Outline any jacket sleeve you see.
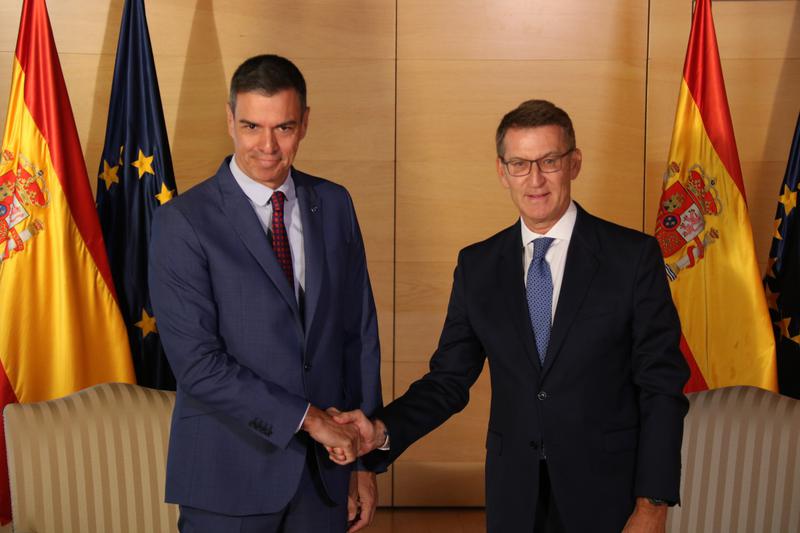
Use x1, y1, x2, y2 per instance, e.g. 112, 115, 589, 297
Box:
630, 237, 690, 503
148, 203, 308, 449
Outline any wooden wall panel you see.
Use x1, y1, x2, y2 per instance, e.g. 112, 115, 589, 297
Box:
398, 0, 647, 60
0, 0, 797, 510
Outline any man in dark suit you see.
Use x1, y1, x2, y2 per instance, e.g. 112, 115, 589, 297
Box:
149, 55, 382, 532
333, 100, 690, 532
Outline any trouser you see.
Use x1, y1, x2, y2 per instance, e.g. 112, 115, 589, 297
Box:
178, 445, 348, 533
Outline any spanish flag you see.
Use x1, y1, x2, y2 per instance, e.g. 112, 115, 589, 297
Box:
654, 0, 777, 393
0, 0, 135, 522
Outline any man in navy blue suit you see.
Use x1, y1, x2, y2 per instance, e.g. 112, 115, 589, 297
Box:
335, 100, 689, 533
149, 54, 382, 532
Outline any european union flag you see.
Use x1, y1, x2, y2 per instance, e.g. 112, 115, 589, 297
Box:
764, 112, 800, 399
96, 0, 177, 390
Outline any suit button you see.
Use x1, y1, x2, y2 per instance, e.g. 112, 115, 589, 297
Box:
529, 441, 539, 450
304, 363, 311, 371
537, 391, 548, 401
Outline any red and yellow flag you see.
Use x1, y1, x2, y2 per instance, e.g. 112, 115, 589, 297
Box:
0, 0, 135, 522
654, 0, 776, 393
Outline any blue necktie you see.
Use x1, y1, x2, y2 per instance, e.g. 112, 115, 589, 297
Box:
527, 237, 554, 365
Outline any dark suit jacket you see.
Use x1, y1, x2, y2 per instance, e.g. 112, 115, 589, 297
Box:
149, 159, 381, 515
373, 205, 689, 532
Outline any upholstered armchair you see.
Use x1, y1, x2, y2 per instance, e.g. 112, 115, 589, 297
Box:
667, 385, 800, 532
4, 382, 178, 533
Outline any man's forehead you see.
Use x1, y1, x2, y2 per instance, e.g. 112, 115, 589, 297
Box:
504, 125, 568, 154
232, 89, 303, 122
232, 89, 303, 115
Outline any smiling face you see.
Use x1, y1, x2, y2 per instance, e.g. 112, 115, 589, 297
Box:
226, 88, 309, 188
497, 125, 582, 234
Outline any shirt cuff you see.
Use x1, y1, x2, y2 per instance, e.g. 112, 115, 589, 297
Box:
296, 402, 311, 433
378, 430, 390, 450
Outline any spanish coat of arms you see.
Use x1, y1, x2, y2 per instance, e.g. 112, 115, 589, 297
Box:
0, 149, 48, 266
655, 162, 722, 281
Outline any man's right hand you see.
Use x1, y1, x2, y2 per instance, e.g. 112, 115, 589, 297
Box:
329, 409, 386, 456
301, 405, 360, 465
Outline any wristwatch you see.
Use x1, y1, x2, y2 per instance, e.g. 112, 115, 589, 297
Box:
647, 497, 673, 507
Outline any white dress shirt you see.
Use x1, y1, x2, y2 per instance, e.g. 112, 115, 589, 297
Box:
521, 201, 578, 321
229, 157, 305, 300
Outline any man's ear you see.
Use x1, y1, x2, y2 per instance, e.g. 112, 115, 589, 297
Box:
570, 148, 582, 180
226, 103, 235, 138
497, 157, 510, 189
299, 106, 310, 140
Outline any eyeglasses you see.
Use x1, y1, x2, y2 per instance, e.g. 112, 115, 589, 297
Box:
500, 148, 575, 177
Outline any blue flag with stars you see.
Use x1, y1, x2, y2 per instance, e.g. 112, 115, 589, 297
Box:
96, 0, 177, 390
764, 112, 800, 399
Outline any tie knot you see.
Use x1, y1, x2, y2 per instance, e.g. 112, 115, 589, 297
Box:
271, 190, 286, 211
532, 237, 554, 261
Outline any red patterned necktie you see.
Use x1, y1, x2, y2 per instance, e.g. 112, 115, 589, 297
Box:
270, 190, 294, 286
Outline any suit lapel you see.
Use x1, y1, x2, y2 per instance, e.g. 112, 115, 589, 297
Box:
542, 206, 600, 378
217, 161, 300, 316
498, 222, 542, 374
294, 170, 323, 332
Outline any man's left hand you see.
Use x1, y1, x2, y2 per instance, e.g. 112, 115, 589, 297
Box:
622, 497, 668, 533
347, 471, 377, 532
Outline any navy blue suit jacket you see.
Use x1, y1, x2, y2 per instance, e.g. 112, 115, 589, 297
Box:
371, 205, 689, 532
149, 159, 381, 515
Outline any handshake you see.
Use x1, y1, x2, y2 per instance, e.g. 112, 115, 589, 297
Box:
301, 405, 387, 465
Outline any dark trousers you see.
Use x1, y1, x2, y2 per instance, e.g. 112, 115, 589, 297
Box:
534, 460, 566, 533
178, 446, 348, 533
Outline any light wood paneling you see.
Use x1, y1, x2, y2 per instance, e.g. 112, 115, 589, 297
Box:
394, 461, 485, 507
396, 59, 646, 233
714, 0, 800, 60
0, 1, 396, 59
398, 0, 647, 60
396, 161, 516, 263
395, 261, 455, 363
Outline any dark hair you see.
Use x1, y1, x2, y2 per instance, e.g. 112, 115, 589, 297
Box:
228, 54, 307, 113
495, 100, 575, 157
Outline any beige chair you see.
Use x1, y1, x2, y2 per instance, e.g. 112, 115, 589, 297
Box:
4, 382, 178, 533
667, 385, 800, 533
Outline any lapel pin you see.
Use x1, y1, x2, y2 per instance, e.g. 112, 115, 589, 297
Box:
311, 205, 318, 213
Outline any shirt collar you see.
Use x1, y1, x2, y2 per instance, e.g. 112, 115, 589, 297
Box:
520, 201, 578, 245
229, 156, 296, 207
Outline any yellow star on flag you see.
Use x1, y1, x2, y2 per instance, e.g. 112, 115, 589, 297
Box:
779, 184, 797, 216
135, 309, 158, 337
765, 285, 779, 311
155, 182, 175, 205
99, 160, 119, 189
773, 218, 783, 240
790, 333, 800, 346
131, 149, 155, 178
